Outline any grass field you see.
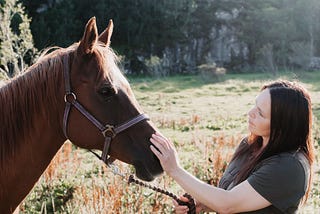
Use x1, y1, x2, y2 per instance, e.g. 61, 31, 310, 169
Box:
21, 71, 320, 213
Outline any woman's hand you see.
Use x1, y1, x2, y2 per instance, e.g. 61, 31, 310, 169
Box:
173, 196, 189, 214
150, 132, 180, 176
173, 195, 205, 214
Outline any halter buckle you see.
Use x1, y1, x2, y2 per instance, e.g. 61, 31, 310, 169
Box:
102, 125, 116, 138
64, 92, 77, 103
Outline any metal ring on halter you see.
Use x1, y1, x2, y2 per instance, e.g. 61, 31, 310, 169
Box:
102, 125, 116, 138
64, 92, 77, 103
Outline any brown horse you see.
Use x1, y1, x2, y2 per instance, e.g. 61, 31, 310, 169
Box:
0, 17, 162, 213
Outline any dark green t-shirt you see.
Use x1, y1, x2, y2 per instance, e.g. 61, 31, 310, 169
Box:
218, 142, 310, 214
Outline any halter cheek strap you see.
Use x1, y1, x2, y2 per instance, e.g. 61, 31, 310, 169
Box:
62, 54, 149, 165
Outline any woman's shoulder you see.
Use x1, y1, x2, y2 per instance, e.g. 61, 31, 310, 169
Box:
252, 150, 310, 190
259, 150, 309, 172
247, 150, 310, 212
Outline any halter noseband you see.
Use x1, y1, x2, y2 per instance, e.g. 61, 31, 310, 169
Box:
62, 54, 149, 165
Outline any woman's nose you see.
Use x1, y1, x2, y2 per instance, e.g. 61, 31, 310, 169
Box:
248, 107, 255, 118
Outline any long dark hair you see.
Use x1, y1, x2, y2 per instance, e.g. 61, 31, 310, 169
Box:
232, 80, 315, 202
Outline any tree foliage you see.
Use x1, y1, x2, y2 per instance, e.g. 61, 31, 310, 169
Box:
0, 0, 37, 78
233, 0, 320, 70
2, 0, 320, 75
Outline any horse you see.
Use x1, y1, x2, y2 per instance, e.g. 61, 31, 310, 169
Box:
0, 17, 163, 213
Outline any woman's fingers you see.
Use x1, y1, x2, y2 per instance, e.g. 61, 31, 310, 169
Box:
156, 132, 176, 152
150, 138, 164, 153
175, 207, 189, 214
173, 201, 189, 214
172, 196, 190, 214
150, 132, 180, 175
151, 133, 177, 155
179, 196, 189, 202
150, 145, 161, 158
150, 132, 173, 156
152, 133, 170, 150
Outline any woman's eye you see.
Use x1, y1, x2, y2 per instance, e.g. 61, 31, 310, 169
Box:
258, 111, 264, 117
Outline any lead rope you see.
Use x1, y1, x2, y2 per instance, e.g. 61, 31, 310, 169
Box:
128, 175, 196, 214
103, 160, 196, 213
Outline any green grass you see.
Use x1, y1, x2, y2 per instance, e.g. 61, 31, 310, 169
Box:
21, 71, 320, 213
131, 71, 320, 140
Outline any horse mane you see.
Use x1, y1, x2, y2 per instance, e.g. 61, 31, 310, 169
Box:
0, 45, 73, 165
0, 42, 127, 166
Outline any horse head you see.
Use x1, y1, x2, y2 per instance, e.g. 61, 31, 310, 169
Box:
64, 17, 162, 181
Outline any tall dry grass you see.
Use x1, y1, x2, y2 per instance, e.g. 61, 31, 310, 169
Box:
21, 132, 242, 213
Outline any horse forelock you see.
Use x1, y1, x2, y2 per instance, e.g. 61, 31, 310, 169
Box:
0, 46, 75, 166
94, 43, 130, 90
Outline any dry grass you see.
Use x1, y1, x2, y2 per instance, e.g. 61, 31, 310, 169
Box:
21, 73, 320, 213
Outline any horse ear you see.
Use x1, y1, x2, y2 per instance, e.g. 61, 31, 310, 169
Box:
98, 19, 113, 47
79, 17, 98, 55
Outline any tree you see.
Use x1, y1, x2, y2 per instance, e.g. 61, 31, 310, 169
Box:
19, 0, 320, 74
0, 0, 37, 78
232, 0, 320, 71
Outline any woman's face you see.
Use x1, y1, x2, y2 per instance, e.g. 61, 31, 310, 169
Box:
248, 89, 271, 140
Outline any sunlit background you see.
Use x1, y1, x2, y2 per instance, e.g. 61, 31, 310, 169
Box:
1, 0, 319, 213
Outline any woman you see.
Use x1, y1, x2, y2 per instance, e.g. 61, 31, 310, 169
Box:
150, 80, 314, 213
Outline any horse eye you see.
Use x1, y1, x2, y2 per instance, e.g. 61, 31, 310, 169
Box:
98, 85, 115, 98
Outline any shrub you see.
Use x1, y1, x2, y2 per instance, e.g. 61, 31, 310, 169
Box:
198, 63, 226, 82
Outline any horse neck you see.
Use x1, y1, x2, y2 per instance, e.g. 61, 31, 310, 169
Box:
0, 58, 66, 211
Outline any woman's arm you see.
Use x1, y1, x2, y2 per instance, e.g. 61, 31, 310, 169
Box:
150, 133, 271, 213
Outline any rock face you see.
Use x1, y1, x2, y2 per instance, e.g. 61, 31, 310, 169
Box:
134, 10, 249, 75
154, 24, 248, 74
308, 57, 320, 70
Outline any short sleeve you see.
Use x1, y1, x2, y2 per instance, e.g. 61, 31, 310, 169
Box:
247, 154, 308, 212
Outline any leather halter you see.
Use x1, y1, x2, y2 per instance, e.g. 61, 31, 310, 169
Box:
62, 54, 149, 165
